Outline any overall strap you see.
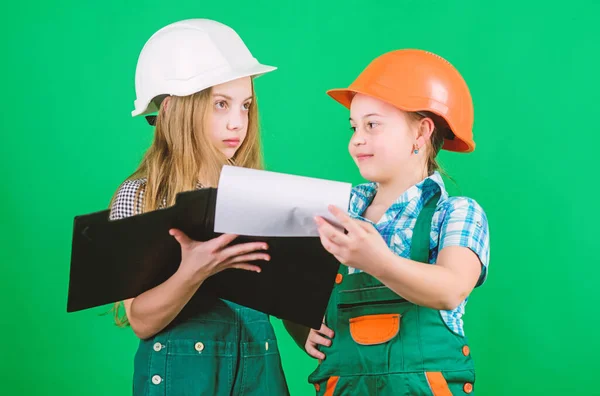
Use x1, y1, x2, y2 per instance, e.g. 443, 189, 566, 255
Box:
409, 191, 441, 263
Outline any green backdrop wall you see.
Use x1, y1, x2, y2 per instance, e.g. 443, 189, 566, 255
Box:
2, 1, 598, 395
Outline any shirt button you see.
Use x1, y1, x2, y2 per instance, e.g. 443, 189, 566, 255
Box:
464, 383, 473, 393
335, 274, 343, 284
195, 342, 205, 352
153, 342, 163, 352
151, 375, 162, 385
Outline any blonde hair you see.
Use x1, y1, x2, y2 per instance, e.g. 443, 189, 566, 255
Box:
110, 79, 264, 327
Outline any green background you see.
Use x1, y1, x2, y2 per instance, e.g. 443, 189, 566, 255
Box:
2, 0, 598, 394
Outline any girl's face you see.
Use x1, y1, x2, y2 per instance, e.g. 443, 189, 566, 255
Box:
348, 93, 428, 183
207, 77, 254, 159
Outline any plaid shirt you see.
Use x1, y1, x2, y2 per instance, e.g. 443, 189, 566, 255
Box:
347, 171, 490, 336
109, 178, 204, 220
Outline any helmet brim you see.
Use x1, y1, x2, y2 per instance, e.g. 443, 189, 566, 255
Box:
132, 62, 277, 117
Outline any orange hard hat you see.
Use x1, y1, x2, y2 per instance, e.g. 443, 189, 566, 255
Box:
327, 49, 475, 153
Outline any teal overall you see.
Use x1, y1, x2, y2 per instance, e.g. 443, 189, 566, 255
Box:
308, 192, 476, 395
133, 298, 290, 396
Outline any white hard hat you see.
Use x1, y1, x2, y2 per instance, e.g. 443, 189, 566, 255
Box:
131, 19, 277, 117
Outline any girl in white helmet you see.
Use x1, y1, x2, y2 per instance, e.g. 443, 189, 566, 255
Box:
108, 19, 289, 395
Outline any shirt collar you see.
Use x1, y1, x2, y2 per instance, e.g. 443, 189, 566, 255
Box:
350, 171, 448, 223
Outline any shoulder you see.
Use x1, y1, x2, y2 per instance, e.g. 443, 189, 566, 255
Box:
438, 196, 488, 225
349, 182, 377, 211
436, 196, 489, 242
109, 178, 147, 220
350, 182, 376, 199
436, 195, 490, 282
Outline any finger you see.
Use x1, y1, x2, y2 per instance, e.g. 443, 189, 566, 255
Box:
220, 241, 269, 259
315, 216, 350, 246
318, 232, 342, 257
319, 323, 335, 339
211, 233, 240, 250
169, 228, 193, 247
305, 343, 326, 360
311, 333, 332, 347
224, 252, 270, 265
356, 219, 373, 232
229, 263, 263, 273
328, 205, 364, 235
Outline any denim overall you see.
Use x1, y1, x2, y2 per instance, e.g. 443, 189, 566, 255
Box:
133, 298, 290, 395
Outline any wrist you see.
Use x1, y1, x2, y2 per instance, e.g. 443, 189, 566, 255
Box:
369, 248, 396, 279
174, 265, 207, 289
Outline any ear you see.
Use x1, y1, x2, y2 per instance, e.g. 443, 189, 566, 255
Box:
416, 117, 435, 148
161, 96, 171, 113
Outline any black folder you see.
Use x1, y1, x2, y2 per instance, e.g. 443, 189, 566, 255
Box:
66, 187, 340, 329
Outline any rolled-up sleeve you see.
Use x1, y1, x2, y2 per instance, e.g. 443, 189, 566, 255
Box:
439, 197, 490, 286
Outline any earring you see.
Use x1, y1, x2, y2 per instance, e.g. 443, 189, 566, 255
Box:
413, 144, 419, 154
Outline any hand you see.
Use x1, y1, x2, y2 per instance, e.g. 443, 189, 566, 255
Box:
305, 323, 335, 360
314, 205, 390, 274
169, 229, 270, 284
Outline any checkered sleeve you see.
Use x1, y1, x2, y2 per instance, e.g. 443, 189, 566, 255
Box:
438, 197, 490, 286
109, 179, 146, 220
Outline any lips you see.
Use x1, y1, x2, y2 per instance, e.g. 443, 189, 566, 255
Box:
356, 154, 374, 161
223, 138, 240, 147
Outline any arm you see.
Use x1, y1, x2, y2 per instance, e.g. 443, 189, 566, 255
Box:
109, 180, 270, 339
110, 180, 192, 338
315, 198, 490, 311
125, 231, 270, 340
123, 269, 206, 340
371, 246, 481, 310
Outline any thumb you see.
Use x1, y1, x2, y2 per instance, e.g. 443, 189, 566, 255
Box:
169, 228, 193, 248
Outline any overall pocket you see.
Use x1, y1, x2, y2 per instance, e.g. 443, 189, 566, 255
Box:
239, 338, 289, 396
336, 285, 411, 374
349, 313, 400, 345
164, 339, 235, 396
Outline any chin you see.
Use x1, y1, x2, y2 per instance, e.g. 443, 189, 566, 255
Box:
221, 149, 238, 160
357, 166, 383, 183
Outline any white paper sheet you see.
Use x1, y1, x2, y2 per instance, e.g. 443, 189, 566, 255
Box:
214, 166, 352, 237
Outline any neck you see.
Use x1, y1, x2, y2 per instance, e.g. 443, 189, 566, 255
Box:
373, 168, 429, 208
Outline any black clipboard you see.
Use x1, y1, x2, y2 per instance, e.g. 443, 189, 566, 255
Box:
66, 187, 340, 329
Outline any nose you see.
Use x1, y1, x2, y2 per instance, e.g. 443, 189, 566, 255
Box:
350, 127, 366, 146
227, 110, 245, 131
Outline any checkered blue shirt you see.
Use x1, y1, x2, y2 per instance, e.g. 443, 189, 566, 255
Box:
347, 171, 490, 336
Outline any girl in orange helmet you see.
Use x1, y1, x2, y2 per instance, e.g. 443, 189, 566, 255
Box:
304, 49, 490, 394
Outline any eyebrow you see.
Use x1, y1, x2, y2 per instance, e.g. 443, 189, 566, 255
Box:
212, 93, 253, 102
349, 113, 384, 121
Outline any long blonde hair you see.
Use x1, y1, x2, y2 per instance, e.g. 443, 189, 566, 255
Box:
110, 79, 264, 326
